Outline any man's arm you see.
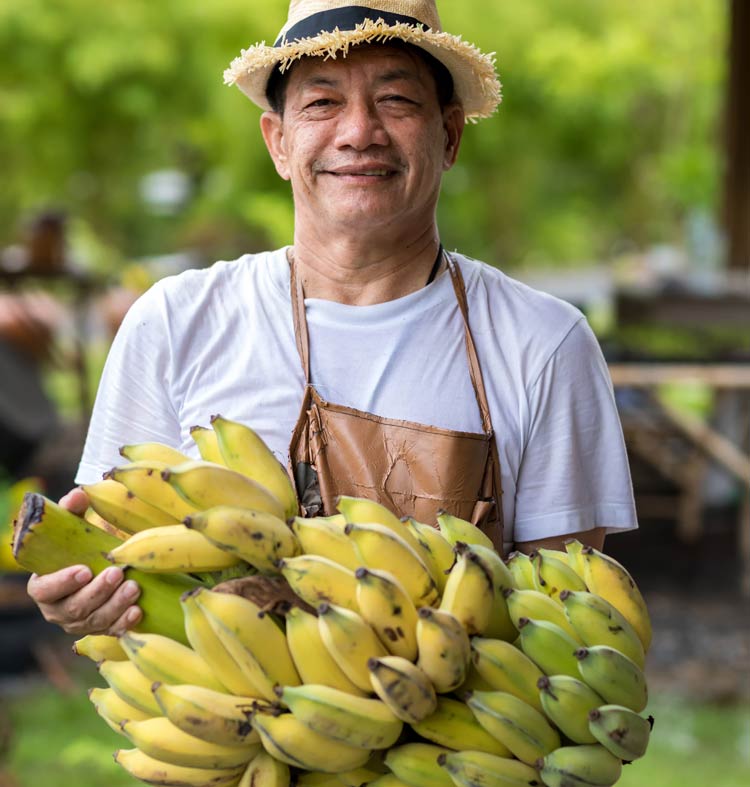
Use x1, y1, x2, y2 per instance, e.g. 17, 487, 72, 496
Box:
26, 488, 143, 636
515, 526, 606, 555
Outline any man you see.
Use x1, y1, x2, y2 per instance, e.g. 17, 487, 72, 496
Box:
28, 0, 637, 637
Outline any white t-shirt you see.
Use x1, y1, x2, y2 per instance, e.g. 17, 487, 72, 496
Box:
77, 248, 637, 552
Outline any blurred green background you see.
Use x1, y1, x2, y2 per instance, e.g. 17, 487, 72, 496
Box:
1, 1, 748, 786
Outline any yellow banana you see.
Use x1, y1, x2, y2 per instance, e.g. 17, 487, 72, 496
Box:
345, 522, 439, 607
82, 478, 179, 534
184, 506, 300, 573
107, 524, 243, 572
465, 543, 516, 641
504, 588, 582, 641
317, 603, 388, 692
88, 687, 152, 733
336, 496, 425, 555
560, 589, 646, 669
575, 645, 648, 713
531, 549, 587, 599
237, 750, 291, 787
119, 631, 227, 691
469, 637, 545, 713
290, 516, 360, 570
190, 425, 226, 465
294, 772, 343, 787
384, 743, 454, 787
194, 588, 301, 699
587, 704, 653, 761
505, 551, 536, 590
163, 460, 286, 520
415, 606, 470, 693
120, 442, 191, 465
537, 674, 605, 744
437, 750, 541, 787
354, 567, 419, 660
538, 744, 622, 787
114, 748, 245, 787
284, 605, 367, 696
436, 510, 494, 550
211, 415, 299, 520
336, 763, 390, 787
368, 655, 437, 724
579, 546, 652, 651
366, 776, 413, 787
516, 617, 581, 678
411, 696, 512, 756
276, 683, 403, 749
152, 682, 260, 747
108, 461, 197, 520
564, 539, 586, 578
73, 634, 127, 662
410, 520, 456, 591
438, 544, 494, 635
98, 659, 163, 716
465, 690, 560, 766
251, 710, 372, 772
121, 716, 260, 769
279, 554, 360, 611
181, 588, 271, 698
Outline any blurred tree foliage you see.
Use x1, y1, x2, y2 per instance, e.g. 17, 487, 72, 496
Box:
0, 0, 726, 269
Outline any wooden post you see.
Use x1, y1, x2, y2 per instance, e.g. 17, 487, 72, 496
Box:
725, 0, 750, 271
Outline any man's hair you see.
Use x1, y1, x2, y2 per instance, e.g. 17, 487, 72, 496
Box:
265, 41, 455, 115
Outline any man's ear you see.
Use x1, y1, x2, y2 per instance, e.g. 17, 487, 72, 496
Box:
442, 104, 466, 171
260, 111, 291, 181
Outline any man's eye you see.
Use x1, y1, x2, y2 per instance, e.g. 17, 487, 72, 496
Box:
307, 98, 333, 108
382, 94, 415, 104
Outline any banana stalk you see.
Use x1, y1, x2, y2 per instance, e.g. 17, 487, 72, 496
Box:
12, 492, 202, 644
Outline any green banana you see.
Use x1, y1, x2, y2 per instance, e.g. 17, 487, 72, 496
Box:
465, 690, 560, 766
185, 505, 300, 573
12, 493, 199, 644
211, 415, 299, 520
384, 743, 454, 787
575, 645, 648, 712
279, 554, 360, 612
579, 546, 652, 651
505, 551, 536, 590
120, 717, 260, 769
560, 589, 646, 669
411, 696, 511, 756
504, 588, 581, 641
537, 674, 604, 744
345, 522, 439, 607
114, 748, 245, 787
152, 682, 261, 747
437, 750, 541, 787
588, 704, 653, 761
469, 637, 544, 713
317, 602, 388, 692
436, 510, 494, 550
530, 549, 587, 599
355, 567, 419, 660
368, 655, 438, 724
415, 606, 471, 693
516, 617, 581, 678
251, 710, 372, 772
537, 744, 622, 787
276, 683, 403, 749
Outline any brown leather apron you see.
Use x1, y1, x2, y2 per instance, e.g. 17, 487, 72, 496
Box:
287, 253, 504, 551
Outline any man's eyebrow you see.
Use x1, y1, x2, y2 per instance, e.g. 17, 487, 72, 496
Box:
296, 68, 421, 91
375, 68, 421, 85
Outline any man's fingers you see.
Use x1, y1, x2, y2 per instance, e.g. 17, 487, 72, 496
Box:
107, 605, 143, 637
27, 565, 95, 604
58, 487, 90, 516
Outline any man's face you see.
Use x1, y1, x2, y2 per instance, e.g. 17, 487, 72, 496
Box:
260, 45, 465, 237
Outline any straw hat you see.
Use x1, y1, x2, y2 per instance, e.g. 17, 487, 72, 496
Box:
224, 0, 501, 120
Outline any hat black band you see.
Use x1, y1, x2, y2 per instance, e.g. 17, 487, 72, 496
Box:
275, 6, 427, 47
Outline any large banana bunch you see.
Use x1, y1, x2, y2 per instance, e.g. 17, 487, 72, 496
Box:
23, 416, 654, 787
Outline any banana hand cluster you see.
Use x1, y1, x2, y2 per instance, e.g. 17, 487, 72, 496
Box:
48, 417, 656, 787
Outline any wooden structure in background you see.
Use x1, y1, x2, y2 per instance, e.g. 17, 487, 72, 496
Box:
725, 0, 750, 271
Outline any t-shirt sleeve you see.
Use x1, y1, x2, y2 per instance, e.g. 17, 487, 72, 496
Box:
512, 317, 638, 544
75, 284, 182, 484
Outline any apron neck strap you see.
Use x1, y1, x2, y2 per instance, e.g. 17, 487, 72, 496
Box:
289, 253, 311, 383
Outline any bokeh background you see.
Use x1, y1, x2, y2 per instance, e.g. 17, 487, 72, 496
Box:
0, 1, 748, 785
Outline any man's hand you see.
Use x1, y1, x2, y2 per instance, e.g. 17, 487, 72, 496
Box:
26, 488, 143, 636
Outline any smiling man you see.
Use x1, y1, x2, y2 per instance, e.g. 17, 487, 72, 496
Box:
27, 0, 638, 637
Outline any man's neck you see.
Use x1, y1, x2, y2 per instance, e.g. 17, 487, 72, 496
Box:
289, 226, 443, 305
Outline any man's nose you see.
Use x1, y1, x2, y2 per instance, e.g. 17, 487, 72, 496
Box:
334, 99, 389, 149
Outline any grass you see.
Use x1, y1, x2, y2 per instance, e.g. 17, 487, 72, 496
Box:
2, 666, 749, 787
